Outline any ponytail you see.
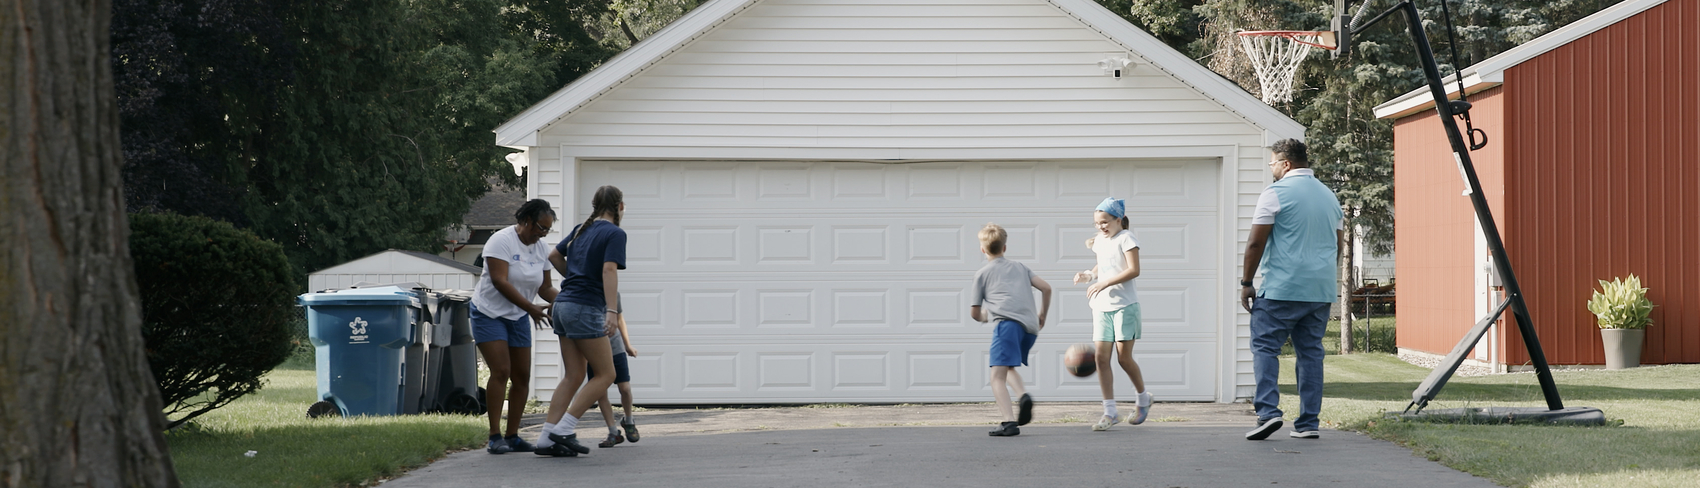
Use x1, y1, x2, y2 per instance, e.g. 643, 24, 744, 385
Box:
563, 185, 624, 249
1120, 216, 1129, 230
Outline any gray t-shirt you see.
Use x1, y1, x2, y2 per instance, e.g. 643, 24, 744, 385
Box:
609, 296, 627, 356
971, 257, 1041, 335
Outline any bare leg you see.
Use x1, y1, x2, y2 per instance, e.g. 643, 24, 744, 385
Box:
545, 338, 586, 424
1005, 367, 1027, 399
1095, 341, 1117, 400
1116, 340, 1146, 393
597, 389, 617, 431
990, 366, 1014, 422
617, 382, 634, 418
505, 346, 532, 437
476, 341, 511, 436
567, 338, 617, 420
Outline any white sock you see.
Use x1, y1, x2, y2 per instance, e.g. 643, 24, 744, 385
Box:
554, 414, 580, 436
536, 422, 556, 447
1103, 399, 1118, 417
608, 424, 620, 436
1139, 391, 1153, 407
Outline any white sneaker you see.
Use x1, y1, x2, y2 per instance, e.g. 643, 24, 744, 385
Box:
1289, 430, 1320, 439
1092, 414, 1117, 431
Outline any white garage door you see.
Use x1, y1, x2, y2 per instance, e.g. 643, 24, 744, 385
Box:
561, 159, 1219, 403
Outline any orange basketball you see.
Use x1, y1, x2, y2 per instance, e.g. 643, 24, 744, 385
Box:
1064, 343, 1097, 377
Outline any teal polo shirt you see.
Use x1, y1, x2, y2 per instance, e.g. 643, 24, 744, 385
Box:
1253, 169, 1343, 303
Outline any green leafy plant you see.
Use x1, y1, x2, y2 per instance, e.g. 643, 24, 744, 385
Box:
130, 212, 299, 429
1586, 274, 1655, 329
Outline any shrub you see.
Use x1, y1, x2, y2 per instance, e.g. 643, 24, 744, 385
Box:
129, 212, 298, 429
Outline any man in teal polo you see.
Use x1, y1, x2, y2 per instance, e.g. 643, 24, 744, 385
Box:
1239, 139, 1343, 441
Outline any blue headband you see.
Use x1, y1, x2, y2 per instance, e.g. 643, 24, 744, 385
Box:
1096, 197, 1125, 219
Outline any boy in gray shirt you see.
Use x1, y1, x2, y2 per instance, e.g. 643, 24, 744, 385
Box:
970, 223, 1052, 437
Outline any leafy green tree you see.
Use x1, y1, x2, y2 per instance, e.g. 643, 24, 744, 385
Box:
112, 0, 620, 278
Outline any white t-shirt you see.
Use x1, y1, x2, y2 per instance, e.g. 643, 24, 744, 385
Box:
1089, 229, 1140, 312
472, 225, 552, 320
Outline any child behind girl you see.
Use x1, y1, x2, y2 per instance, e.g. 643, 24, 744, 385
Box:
1073, 197, 1153, 431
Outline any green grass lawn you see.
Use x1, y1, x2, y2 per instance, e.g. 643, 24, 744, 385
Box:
1278, 354, 1700, 488
166, 362, 485, 487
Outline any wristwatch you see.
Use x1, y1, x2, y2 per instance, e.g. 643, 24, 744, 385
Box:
1240, 280, 1254, 287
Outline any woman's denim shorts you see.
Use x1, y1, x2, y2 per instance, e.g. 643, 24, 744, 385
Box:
550, 300, 607, 339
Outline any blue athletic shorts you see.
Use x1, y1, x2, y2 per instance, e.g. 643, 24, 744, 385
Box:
587, 352, 631, 384
989, 320, 1038, 367
470, 303, 532, 348
550, 300, 607, 339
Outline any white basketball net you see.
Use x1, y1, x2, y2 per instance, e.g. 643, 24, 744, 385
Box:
1238, 33, 1320, 105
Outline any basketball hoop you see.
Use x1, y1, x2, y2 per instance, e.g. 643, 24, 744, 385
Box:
1237, 30, 1338, 105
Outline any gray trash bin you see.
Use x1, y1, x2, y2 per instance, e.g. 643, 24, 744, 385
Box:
423, 290, 483, 414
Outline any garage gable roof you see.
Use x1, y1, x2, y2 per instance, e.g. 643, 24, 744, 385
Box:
1374, 0, 1668, 119
493, 0, 1304, 147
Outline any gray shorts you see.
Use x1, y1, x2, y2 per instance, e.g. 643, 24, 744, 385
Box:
550, 300, 607, 339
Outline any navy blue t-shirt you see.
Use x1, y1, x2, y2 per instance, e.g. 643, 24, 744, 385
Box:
554, 220, 627, 308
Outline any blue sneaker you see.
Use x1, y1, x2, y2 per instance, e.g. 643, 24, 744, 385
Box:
486, 434, 512, 454
505, 435, 535, 453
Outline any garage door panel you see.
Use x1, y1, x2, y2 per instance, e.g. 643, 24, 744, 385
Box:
578, 159, 1221, 403
611, 342, 1217, 402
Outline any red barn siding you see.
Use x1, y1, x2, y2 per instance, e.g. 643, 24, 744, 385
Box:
1393, 87, 1508, 356
1501, 0, 1700, 365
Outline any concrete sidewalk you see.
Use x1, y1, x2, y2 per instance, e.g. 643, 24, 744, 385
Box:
386, 402, 1496, 487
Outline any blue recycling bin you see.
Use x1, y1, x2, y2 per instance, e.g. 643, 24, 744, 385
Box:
299, 286, 419, 417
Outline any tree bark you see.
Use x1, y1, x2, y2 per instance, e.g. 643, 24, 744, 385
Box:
1, 0, 180, 486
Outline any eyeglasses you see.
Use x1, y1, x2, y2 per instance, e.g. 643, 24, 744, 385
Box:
1268, 159, 1289, 167
530, 221, 552, 234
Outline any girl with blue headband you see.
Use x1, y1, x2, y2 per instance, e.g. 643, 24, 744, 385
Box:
1073, 197, 1153, 431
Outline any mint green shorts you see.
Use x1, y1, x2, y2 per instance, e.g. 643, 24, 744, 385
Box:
1094, 303, 1143, 342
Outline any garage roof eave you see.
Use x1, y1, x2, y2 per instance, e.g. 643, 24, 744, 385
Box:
1373, 0, 1669, 120
495, 0, 1305, 147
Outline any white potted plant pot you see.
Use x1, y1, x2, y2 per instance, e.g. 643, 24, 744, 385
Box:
1599, 328, 1644, 370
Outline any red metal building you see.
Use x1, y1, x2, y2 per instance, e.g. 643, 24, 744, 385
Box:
1376, 0, 1698, 368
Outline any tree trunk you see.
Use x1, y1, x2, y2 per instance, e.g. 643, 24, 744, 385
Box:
1, 0, 180, 486
1340, 220, 1356, 354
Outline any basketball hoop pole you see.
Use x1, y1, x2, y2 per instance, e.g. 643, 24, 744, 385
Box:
1354, 1, 1595, 421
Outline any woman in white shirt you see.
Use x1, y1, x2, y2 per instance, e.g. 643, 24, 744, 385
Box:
471, 199, 559, 454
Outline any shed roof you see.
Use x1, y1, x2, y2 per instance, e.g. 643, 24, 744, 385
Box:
494, 0, 1304, 147
310, 249, 480, 276
1374, 0, 1668, 119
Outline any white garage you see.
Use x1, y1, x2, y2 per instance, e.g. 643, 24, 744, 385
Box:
496, 0, 1304, 404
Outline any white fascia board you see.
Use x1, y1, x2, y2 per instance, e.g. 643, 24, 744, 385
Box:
1046, 0, 1306, 145
1372, 72, 1498, 120
1373, 0, 1666, 120
492, 0, 759, 146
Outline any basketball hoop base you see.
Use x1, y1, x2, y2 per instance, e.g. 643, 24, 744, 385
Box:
1387, 407, 1607, 426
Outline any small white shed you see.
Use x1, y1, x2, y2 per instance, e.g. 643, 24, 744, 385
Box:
308, 250, 481, 292
497, 0, 1304, 404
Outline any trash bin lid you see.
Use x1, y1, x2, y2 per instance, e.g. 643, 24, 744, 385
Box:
298, 286, 417, 306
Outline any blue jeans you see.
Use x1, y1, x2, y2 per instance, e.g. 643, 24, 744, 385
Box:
1250, 297, 1331, 432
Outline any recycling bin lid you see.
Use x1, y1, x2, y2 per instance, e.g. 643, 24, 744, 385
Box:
298, 286, 417, 306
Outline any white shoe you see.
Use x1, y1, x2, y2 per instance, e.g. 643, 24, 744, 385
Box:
1092, 414, 1117, 431
1128, 392, 1153, 425
1289, 430, 1320, 439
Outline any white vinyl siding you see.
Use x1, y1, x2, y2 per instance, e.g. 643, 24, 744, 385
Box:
514, 0, 1301, 403
540, 0, 1261, 151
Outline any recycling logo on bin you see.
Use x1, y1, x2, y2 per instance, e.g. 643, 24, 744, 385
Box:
349, 317, 369, 344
